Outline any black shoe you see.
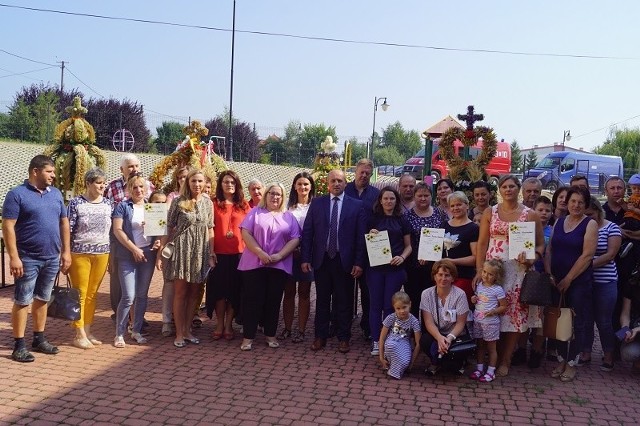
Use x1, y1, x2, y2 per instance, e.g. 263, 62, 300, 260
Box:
362, 328, 372, 341
111, 313, 116, 322
511, 348, 527, 366
32, 340, 59, 355
528, 350, 543, 369
12, 348, 35, 363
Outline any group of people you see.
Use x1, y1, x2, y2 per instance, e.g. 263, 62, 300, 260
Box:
5, 154, 640, 386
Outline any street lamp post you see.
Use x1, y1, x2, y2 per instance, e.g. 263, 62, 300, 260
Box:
561, 130, 571, 151
369, 96, 389, 165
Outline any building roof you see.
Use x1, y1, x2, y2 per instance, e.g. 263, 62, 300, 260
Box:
422, 115, 464, 138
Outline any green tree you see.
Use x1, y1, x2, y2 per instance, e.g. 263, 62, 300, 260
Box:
525, 150, 538, 171
297, 123, 338, 167
373, 145, 404, 167
7, 98, 35, 141
0, 112, 11, 138
510, 140, 524, 173
155, 121, 185, 155
593, 128, 640, 178
379, 121, 421, 160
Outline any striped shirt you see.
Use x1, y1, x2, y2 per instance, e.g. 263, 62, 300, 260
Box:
593, 221, 621, 284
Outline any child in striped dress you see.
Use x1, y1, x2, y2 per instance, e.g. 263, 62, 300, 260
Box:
469, 259, 507, 382
378, 291, 421, 379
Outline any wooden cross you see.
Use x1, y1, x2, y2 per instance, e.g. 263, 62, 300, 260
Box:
457, 105, 484, 131
457, 105, 484, 161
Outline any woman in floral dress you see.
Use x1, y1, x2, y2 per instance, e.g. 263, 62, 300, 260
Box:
474, 174, 544, 377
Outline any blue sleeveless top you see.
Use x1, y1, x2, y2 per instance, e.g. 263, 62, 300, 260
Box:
550, 216, 593, 284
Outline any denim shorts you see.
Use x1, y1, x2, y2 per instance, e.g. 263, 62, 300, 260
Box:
14, 255, 60, 305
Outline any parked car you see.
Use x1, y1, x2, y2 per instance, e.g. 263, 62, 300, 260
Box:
377, 165, 403, 177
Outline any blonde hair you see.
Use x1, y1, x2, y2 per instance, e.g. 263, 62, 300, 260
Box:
259, 182, 286, 212
483, 259, 505, 284
126, 174, 146, 197
178, 169, 205, 212
391, 291, 411, 306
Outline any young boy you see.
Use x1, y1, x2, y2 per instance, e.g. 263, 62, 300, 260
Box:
534, 196, 553, 273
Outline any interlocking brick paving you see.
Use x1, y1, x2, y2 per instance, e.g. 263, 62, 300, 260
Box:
1, 264, 640, 425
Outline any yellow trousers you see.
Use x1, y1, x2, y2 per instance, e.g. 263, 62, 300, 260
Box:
68, 253, 110, 328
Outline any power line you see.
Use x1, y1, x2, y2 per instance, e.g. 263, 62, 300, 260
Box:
573, 113, 640, 139
0, 3, 637, 61
0, 65, 56, 80
65, 66, 104, 98
0, 48, 56, 67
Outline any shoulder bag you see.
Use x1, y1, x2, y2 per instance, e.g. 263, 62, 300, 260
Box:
520, 270, 554, 306
434, 290, 476, 355
542, 294, 574, 342
47, 273, 81, 321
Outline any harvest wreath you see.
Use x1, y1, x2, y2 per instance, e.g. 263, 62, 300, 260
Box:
438, 125, 498, 184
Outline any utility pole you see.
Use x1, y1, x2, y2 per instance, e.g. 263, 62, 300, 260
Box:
58, 61, 66, 92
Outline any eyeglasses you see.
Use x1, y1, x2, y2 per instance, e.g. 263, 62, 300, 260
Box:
267, 191, 282, 198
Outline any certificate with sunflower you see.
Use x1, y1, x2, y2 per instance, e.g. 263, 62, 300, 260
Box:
417, 227, 445, 262
508, 221, 535, 260
143, 203, 168, 237
365, 230, 393, 267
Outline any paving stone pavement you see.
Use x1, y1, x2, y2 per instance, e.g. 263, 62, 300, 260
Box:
1, 267, 640, 425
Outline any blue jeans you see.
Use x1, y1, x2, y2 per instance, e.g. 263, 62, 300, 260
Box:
367, 266, 406, 341
585, 279, 617, 354
14, 255, 60, 306
116, 247, 155, 336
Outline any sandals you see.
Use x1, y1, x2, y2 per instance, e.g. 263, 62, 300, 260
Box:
114, 336, 126, 348
479, 373, 495, 383
73, 337, 95, 350
469, 370, 483, 380
277, 329, 292, 340
495, 366, 509, 377
174, 340, 186, 348
32, 340, 60, 355
212, 331, 223, 341
223, 331, 234, 341
266, 339, 280, 348
551, 362, 567, 378
192, 316, 203, 328
184, 336, 200, 345
131, 332, 148, 344
240, 340, 253, 351
292, 330, 305, 343
559, 365, 577, 382
12, 348, 35, 363
87, 335, 103, 346
161, 323, 174, 337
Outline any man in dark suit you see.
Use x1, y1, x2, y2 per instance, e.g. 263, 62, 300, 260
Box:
302, 169, 366, 353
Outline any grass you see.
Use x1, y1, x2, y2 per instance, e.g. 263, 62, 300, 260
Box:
567, 395, 590, 406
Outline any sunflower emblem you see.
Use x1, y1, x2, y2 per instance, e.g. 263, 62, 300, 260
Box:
144, 204, 153, 211
509, 224, 519, 232
382, 247, 391, 255
524, 241, 533, 249
366, 234, 375, 242
422, 228, 431, 236
158, 219, 167, 227
433, 244, 442, 252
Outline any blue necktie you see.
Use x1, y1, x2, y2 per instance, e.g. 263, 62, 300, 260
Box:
327, 197, 339, 258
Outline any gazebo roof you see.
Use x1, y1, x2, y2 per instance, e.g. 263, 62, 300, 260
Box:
422, 115, 464, 137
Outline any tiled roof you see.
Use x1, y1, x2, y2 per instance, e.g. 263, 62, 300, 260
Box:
422, 115, 464, 137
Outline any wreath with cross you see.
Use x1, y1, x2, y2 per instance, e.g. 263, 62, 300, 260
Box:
439, 125, 498, 182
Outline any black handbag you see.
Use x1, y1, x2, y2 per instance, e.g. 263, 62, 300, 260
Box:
434, 289, 476, 356
47, 273, 81, 321
519, 270, 554, 306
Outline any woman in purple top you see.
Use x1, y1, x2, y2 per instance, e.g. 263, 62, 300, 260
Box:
545, 186, 597, 382
238, 182, 300, 351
